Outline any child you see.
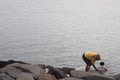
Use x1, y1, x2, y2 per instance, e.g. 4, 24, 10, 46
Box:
97, 62, 107, 72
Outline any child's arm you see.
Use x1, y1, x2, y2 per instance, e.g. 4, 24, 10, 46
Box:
104, 67, 107, 71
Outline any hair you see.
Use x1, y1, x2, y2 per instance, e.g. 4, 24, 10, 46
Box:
100, 62, 104, 66
96, 54, 101, 60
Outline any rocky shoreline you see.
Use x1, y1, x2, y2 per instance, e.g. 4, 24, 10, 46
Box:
0, 60, 119, 80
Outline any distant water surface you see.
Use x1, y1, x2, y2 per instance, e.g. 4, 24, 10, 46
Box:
0, 0, 120, 74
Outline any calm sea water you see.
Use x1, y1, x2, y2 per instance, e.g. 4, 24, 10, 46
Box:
0, 0, 120, 74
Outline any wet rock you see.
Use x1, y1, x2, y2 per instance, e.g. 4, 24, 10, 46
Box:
71, 70, 115, 80
59, 77, 84, 80
81, 75, 115, 80
112, 73, 120, 80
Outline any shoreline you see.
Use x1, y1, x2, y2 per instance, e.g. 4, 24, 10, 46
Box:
0, 60, 119, 80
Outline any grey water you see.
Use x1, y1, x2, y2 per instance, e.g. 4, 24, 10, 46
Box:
0, 0, 120, 74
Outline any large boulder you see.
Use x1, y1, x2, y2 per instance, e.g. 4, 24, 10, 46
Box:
0, 60, 28, 69
70, 70, 115, 80
10, 63, 44, 76
59, 67, 75, 76
16, 73, 34, 80
111, 73, 120, 80
0, 73, 15, 80
0, 63, 44, 79
0, 64, 26, 79
45, 66, 75, 79
45, 66, 67, 79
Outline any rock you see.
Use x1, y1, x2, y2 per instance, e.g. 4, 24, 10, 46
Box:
0, 64, 25, 79
71, 70, 115, 80
45, 66, 67, 79
70, 70, 101, 77
45, 66, 54, 74
54, 68, 67, 79
59, 77, 84, 80
112, 73, 120, 80
16, 73, 34, 80
45, 66, 75, 79
0, 73, 15, 80
0, 60, 118, 80
37, 74, 57, 80
10, 63, 44, 76
59, 67, 75, 76
0, 63, 44, 79
81, 75, 115, 80
0, 60, 28, 69
34, 64, 46, 69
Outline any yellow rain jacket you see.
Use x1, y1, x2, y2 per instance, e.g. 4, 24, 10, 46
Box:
84, 51, 98, 65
